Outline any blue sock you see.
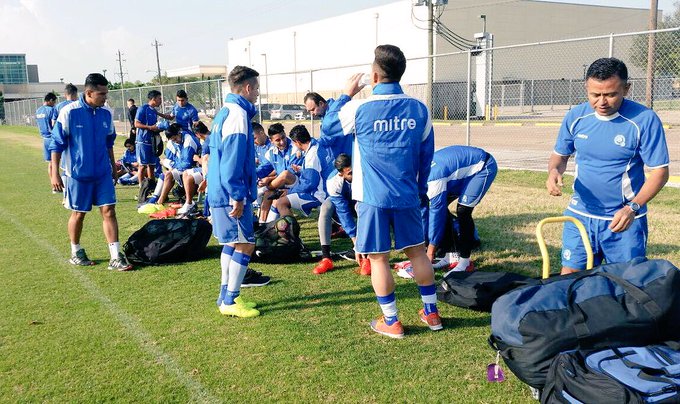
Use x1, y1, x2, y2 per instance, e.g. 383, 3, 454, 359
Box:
376, 292, 398, 325
217, 245, 235, 306
418, 284, 439, 315
224, 252, 251, 305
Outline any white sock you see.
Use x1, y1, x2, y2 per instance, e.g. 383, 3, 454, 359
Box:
108, 242, 120, 259
266, 209, 279, 223
457, 257, 471, 270
71, 243, 81, 255
221, 252, 233, 286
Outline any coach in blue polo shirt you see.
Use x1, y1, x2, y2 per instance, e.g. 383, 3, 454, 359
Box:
547, 57, 669, 275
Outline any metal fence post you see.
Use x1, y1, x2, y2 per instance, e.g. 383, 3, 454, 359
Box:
466, 49, 472, 146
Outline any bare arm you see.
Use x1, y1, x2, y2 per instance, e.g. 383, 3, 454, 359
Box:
609, 166, 669, 232
134, 119, 158, 132
109, 148, 117, 182
50, 152, 63, 191
546, 153, 570, 196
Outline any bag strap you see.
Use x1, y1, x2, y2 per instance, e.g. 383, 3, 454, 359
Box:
567, 272, 663, 342
611, 347, 680, 378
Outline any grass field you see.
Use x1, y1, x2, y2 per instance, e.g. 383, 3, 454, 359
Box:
1, 125, 679, 403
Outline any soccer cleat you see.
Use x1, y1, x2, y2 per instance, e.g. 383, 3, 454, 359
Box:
69, 249, 95, 266
219, 302, 260, 317
370, 316, 405, 339
149, 207, 177, 219
312, 257, 334, 275
137, 203, 163, 214
234, 296, 257, 309
419, 309, 443, 331
177, 202, 195, 215
241, 269, 271, 287
396, 266, 414, 279
446, 260, 476, 274
337, 248, 356, 262
330, 227, 348, 239
168, 202, 183, 209
358, 258, 372, 276
108, 253, 133, 271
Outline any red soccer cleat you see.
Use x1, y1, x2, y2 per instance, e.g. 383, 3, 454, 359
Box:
358, 258, 372, 276
370, 316, 405, 339
419, 309, 443, 331
312, 257, 334, 274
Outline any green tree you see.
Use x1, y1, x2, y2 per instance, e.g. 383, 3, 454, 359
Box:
630, 2, 680, 76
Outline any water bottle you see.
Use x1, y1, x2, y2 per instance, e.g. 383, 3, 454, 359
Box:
360, 73, 372, 87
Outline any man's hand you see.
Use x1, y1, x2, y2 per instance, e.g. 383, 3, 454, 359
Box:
291, 164, 301, 173
149, 125, 159, 132
609, 206, 636, 233
344, 73, 366, 98
546, 169, 564, 196
197, 179, 207, 193
51, 173, 64, 192
229, 199, 244, 218
258, 176, 272, 187
426, 244, 436, 263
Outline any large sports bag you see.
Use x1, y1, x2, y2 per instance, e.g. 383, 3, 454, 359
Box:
542, 343, 680, 403
489, 258, 680, 389
123, 219, 212, 264
252, 215, 311, 263
437, 271, 537, 312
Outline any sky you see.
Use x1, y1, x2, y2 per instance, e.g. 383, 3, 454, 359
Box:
0, 0, 676, 84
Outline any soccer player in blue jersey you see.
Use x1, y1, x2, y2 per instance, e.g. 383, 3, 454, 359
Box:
325, 45, 440, 338
424, 146, 497, 273
208, 65, 261, 318
49, 73, 132, 271
170, 90, 200, 132
134, 90, 172, 196
547, 58, 669, 275
155, 123, 201, 209
36, 92, 58, 189
55, 84, 78, 116
116, 138, 139, 185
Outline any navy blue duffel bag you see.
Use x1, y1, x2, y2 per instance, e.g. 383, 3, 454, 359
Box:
488, 258, 680, 389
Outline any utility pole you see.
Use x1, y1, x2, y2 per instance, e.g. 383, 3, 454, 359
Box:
426, 0, 433, 113
152, 39, 163, 85
116, 50, 128, 132
645, 0, 658, 108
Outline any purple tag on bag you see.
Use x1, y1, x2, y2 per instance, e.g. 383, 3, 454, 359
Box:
487, 351, 505, 382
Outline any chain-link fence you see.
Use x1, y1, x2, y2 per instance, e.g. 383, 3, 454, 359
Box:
4, 27, 679, 174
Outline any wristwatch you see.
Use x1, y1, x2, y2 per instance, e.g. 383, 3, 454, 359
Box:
627, 201, 641, 213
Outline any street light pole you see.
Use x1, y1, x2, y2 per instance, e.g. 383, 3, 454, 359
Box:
261, 53, 269, 104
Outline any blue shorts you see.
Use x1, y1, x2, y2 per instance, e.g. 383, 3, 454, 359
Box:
355, 202, 425, 254
63, 175, 116, 212
455, 157, 498, 207
43, 137, 52, 161
287, 193, 322, 216
561, 209, 648, 270
211, 204, 255, 245
136, 143, 155, 165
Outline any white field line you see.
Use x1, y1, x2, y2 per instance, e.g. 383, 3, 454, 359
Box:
0, 206, 220, 404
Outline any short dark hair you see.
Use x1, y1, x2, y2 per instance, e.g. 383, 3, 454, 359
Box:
124, 138, 134, 147
268, 123, 285, 137
252, 122, 264, 133
373, 44, 406, 82
586, 58, 628, 82
228, 66, 259, 91
64, 83, 78, 96
166, 123, 182, 137
289, 125, 311, 144
147, 90, 161, 100
303, 92, 326, 105
334, 153, 351, 171
44, 92, 57, 102
84, 73, 108, 90
128, 98, 135, 103
176, 89, 188, 99
194, 121, 209, 134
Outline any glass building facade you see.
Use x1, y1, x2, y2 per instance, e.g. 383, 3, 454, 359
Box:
0, 54, 28, 84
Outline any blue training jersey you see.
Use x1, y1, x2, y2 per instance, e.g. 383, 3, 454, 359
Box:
426, 146, 490, 246
135, 104, 159, 146
207, 93, 257, 207
326, 173, 356, 238
172, 103, 199, 131
554, 99, 669, 219
289, 138, 335, 202
164, 130, 201, 172
49, 95, 116, 181
36, 105, 57, 137
325, 82, 434, 209
55, 100, 74, 116
258, 138, 303, 179
319, 95, 354, 158
254, 138, 271, 168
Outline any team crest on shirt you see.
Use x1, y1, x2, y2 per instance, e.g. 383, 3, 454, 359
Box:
614, 134, 626, 147
461, 195, 468, 203
563, 249, 571, 260
103, 122, 108, 129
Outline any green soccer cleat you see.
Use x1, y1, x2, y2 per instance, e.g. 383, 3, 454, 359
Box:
234, 296, 257, 309
219, 303, 260, 318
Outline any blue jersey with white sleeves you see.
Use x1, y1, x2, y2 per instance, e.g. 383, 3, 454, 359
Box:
254, 138, 271, 168
172, 103, 199, 131
120, 149, 137, 169
319, 95, 354, 158
164, 130, 200, 172
426, 146, 489, 247
206, 94, 257, 208
36, 105, 57, 137
259, 139, 303, 177
49, 95, 116, 181
135, 104, 158, 146
326, 173, 356, 238
325, 82, 435, 209
289, 138, 334, 202
55, 100, 74, 116
554, 99, 669, 218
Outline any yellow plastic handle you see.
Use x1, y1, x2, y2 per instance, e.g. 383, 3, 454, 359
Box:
536, 216, 593, 279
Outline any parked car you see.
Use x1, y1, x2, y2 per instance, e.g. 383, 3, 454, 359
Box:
270, 104, 307, 120
257, 103, 279, 120
294, 110, 311, 120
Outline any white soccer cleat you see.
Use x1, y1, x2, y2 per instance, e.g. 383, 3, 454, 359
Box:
177, 202, 195, 215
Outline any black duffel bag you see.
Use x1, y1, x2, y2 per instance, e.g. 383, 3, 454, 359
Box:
124, 219, 213, 265
488, 258, 680, 389
437, 271, 537, 312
